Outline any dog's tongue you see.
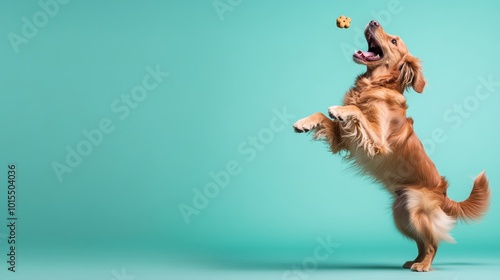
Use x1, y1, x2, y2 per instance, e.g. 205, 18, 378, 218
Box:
361, 51, 376, 57
353, 50, 380, 61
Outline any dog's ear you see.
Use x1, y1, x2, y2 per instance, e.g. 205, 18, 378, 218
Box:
398, 54, 426, 93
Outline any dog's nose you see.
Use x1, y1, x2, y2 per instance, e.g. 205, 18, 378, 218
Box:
369, 20, 380, 28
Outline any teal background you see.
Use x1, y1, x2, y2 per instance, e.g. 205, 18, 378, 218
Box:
1, 0, 499, 279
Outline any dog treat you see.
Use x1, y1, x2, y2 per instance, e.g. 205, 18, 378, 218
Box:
336, 15, 351, 28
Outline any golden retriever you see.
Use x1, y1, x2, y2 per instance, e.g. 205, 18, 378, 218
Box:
293, 20, 490, 272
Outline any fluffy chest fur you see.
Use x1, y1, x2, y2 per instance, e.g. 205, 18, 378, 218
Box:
337, 79, 439, 191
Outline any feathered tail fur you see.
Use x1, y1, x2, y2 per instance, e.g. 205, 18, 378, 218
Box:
441, 171, 490, 222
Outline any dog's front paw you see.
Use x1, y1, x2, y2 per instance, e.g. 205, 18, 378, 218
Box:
328, 106, 350, 121
293, 117, 318, 133
410, 262, 431, 272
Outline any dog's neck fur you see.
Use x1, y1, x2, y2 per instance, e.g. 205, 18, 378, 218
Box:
362, 64, 407, 93
344, 67, 408, 108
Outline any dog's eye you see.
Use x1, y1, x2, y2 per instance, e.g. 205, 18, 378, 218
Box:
391, 39, 397, 45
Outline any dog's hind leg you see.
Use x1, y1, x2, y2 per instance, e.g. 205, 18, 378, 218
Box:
393, 191, 426, 269
402, 240, 426, 269
293, 112, 345, 153
394, 188, 455, 272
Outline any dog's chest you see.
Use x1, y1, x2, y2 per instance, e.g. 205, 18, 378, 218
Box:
343, 90, 362, 106
350, 147, 383, 172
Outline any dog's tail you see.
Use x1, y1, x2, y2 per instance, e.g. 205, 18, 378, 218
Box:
441, 171, 490, 222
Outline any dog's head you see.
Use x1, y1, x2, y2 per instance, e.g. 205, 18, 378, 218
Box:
353, 20, 426, 93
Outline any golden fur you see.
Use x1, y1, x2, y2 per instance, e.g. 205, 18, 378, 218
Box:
293, 20, 490, 272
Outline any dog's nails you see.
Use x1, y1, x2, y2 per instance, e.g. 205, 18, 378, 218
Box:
294, 127, 304, 133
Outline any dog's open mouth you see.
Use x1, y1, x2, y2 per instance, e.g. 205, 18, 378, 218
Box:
353, 30, 384, 62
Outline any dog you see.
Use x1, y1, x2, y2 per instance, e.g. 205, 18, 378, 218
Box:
293, 20, 490, 272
